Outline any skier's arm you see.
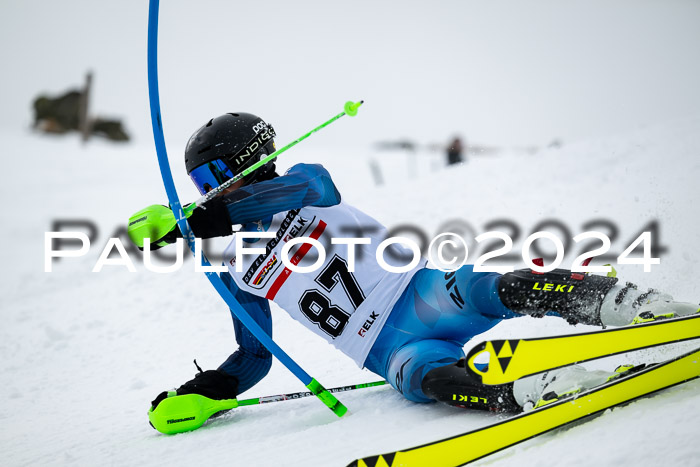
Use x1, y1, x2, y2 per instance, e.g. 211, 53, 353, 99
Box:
219, 163, 341, 225
127, 163, 341, 250
217, 272, 273, 394
148, 274, 268, 414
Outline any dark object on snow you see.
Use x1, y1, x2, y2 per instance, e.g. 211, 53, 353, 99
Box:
374, 139, 417, 152
91, 118, 130, 141
446, 136, 464, 165
548, 139, 563, 149
32, 71, 130, 142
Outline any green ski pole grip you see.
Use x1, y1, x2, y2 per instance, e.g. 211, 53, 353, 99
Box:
307, 378, 348, 417
344, 100, 363, 117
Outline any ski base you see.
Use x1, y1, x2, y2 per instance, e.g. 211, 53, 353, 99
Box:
348, 345, 700, 467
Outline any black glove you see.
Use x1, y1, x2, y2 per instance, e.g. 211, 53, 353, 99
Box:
128, 199, 233, 251
180, 200, 234, 241
151, 365, 239, 410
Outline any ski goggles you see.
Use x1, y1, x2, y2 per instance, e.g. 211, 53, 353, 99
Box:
189, 159, 235, 195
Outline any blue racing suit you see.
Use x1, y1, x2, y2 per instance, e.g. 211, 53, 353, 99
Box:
215, 163, 519, 401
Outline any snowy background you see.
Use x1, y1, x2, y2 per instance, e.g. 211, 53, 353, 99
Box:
2, 1, 700, 466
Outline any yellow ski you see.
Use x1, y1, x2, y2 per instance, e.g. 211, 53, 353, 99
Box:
348, 345, 700, 467
466, 312, 700, 385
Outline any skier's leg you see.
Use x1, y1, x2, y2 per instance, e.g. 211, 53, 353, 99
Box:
369, 333, 520, 409
371, 336, 518, 412
381, 338, 592, 412
384, 339, 466, 403
367, 265, 686, 409
365, 266, 521, 406
384, 266, 520, 343
421, 356, 647, 413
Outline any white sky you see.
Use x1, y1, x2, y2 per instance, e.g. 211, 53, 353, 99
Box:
1, 0, 699, 149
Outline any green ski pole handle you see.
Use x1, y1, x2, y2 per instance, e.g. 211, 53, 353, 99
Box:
149, 381, 387, 434
189, 100, 364, 211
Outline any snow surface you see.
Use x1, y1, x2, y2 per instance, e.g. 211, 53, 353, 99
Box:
2, 2, 700, 463
2, 114, 700, 466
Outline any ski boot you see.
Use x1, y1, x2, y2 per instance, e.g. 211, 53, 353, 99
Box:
598, 282, 699, 326
422, 358, 649, 413
498, 268, 618, 325
512, 363, 646, 411
421, 358, 521, 412
498, 268, 698, 327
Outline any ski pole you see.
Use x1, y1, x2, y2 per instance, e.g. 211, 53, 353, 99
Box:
148, 381, 388, 434
238, 381, 387, 406
147, 0, 352, 418
187, 100, 364, 213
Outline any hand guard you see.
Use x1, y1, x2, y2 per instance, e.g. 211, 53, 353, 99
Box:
127, 200, 233, 251
127, 204, 183, 251
148, 366, 240, 435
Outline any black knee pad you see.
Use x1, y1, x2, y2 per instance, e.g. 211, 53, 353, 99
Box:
498, 268, 618, 325
421, 359, 520, 412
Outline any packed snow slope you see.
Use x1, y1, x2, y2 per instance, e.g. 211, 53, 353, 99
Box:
1, 115, 700, 467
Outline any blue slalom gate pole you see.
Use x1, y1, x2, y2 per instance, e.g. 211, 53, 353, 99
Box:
146, 0, 346, 417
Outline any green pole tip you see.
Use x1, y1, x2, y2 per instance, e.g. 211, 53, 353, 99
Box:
344, 100, 363, 117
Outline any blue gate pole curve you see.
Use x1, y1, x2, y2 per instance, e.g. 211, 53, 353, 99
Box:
146, 0, 345, 416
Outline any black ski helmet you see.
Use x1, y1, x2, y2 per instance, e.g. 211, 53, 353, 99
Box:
185, 112, 277, 195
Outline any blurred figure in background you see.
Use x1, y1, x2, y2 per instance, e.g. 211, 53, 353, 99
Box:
446, 136, 464, 166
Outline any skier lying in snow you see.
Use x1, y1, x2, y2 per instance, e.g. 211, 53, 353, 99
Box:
128, 112, 697, 418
